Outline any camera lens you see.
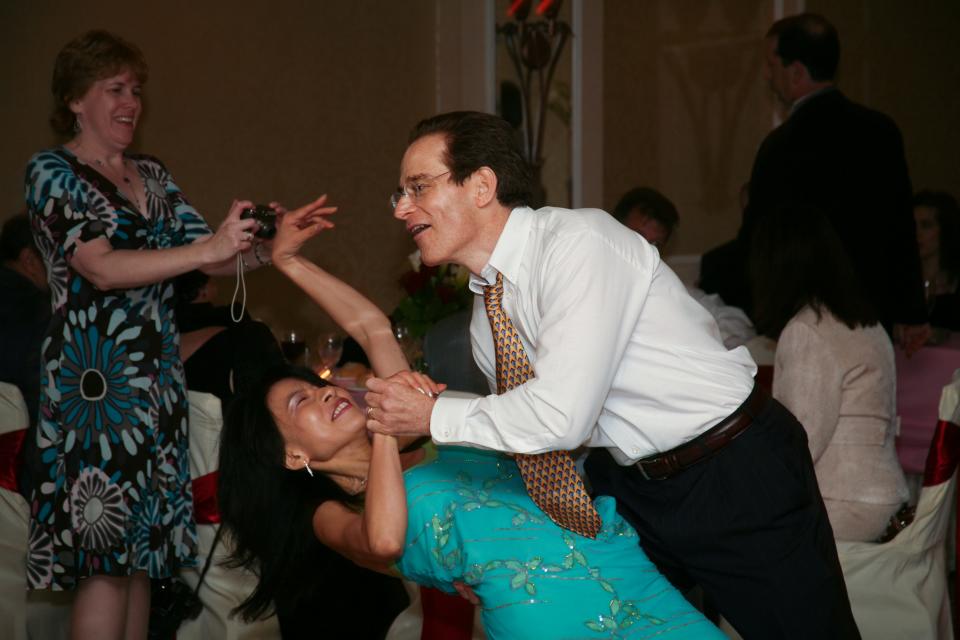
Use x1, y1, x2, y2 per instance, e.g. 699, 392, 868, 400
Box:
240, 205, 277, 240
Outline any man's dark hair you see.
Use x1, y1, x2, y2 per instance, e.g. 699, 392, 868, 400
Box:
612, 187, 679, 237
409, 111, 533, 208
173, 269, 210, 306
915, 189, 960, 281
767, 13, 840, 82
0, 214, 38, 262
750, 202, 878, 339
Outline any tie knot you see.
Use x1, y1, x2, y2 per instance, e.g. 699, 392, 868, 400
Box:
483, 272, 504, 309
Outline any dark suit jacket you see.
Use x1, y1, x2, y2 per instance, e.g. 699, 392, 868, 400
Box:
738, 88, 926, 327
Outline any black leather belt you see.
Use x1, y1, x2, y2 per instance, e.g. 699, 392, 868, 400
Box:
635, 384, 770, 480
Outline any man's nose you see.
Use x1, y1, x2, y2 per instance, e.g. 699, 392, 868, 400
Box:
393, 196, 414, 220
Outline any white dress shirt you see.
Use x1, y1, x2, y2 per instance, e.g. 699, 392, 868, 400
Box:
430, 206, 756, 465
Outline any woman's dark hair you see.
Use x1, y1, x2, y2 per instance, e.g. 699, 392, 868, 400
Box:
50, 30, 149, 137
0, 213, 37, 262
218, 364, 360, 620
914, 189, 960, 280
750, 202, 878, 339
767, 13, 840, 82
409, 111, 533, 208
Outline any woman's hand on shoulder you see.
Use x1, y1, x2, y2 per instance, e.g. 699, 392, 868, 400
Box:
272, 195, 337, 269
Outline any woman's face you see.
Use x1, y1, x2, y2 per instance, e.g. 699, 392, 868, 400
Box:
70, 68, 142, 151
915, 205, 940, 262
267, 379, 365, 468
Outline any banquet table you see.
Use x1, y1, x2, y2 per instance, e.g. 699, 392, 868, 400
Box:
895, 332, 960, 475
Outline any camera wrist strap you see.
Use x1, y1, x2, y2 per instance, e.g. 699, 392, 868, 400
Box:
230, 253, 247, 323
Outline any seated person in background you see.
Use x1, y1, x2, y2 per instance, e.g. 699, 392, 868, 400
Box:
174, 269, 285, 403
612, 186, 678, 249
0, 213, 49, 426
611, 186, 756, 348
751, 202, 909, 542
914, 190, 960, 330
218, 201, 725, 639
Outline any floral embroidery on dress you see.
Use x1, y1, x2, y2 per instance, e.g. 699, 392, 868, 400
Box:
398, 447, 723, 639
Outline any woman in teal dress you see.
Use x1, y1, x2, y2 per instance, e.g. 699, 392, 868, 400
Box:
22, 30, 279, 639
218, 205, 723, 639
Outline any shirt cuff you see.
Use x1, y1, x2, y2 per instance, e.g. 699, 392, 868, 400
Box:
430, 396, 474, 444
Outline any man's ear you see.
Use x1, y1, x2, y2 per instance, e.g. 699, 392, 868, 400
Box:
788, 60, 810, 88
19, 246, 40, 267
473, 167, 499, 208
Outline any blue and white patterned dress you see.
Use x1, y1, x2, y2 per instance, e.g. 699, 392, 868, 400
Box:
22, 147, 209, 589
397, 446, 724, 639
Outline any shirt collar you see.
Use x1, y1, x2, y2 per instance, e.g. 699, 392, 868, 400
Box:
789, 84, 837, 116
468, 206, 534, 293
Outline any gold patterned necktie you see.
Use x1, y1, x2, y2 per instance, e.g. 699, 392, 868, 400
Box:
483, 272, 602, 538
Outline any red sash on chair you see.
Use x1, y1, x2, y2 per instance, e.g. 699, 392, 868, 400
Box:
192, 471, 221, 525
419, 586, 474, 640
922, 420, 960, 487
0, 429, 26, 492
921, 419, 960, 630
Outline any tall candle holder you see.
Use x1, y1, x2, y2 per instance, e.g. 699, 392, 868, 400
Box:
497, 0, 571, 206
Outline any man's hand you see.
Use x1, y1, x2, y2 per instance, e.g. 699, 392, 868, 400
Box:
894, 322, 931, 358
364, 374, 441, 437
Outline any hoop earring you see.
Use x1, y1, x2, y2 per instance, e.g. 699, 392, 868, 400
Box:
304, 459, 314, 478
73, 116, 81, 133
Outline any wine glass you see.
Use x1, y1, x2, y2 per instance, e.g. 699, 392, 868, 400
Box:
392, 320, 422, 367
280, 329, 308, 366
316, 333, 344, 376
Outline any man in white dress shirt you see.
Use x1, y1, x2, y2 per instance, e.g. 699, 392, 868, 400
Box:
366, 111, 859, 639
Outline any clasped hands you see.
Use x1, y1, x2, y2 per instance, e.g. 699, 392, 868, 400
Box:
364, 371, 480, 605
365, 370, 445, 438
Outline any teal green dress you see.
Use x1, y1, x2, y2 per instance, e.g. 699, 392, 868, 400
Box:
397, 446, 724, 639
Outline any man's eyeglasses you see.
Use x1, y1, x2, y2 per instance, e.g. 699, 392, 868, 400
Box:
390, 171, 451, 209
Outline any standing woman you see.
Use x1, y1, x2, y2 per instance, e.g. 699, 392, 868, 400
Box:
23, 30, 267, 639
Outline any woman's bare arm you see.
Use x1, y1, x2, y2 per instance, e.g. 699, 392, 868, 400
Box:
270, 199, 413, 380
311, 433, 407, 573
70, 200, 258, 290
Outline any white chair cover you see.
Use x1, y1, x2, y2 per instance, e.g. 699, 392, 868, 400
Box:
834, 371, 960, 640
0, 382, 29, 640
177, 391, 281, 640
0, 382, 74, 640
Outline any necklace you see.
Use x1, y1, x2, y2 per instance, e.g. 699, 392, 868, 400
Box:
72, 143, 147, 213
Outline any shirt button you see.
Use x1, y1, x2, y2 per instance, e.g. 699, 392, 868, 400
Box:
632, 447, 640, 454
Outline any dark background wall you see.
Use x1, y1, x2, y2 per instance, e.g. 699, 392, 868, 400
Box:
602, 0, 960, 260
0, 0, 436, 341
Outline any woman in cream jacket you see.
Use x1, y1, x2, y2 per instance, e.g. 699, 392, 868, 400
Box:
751, 203, 909, 541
